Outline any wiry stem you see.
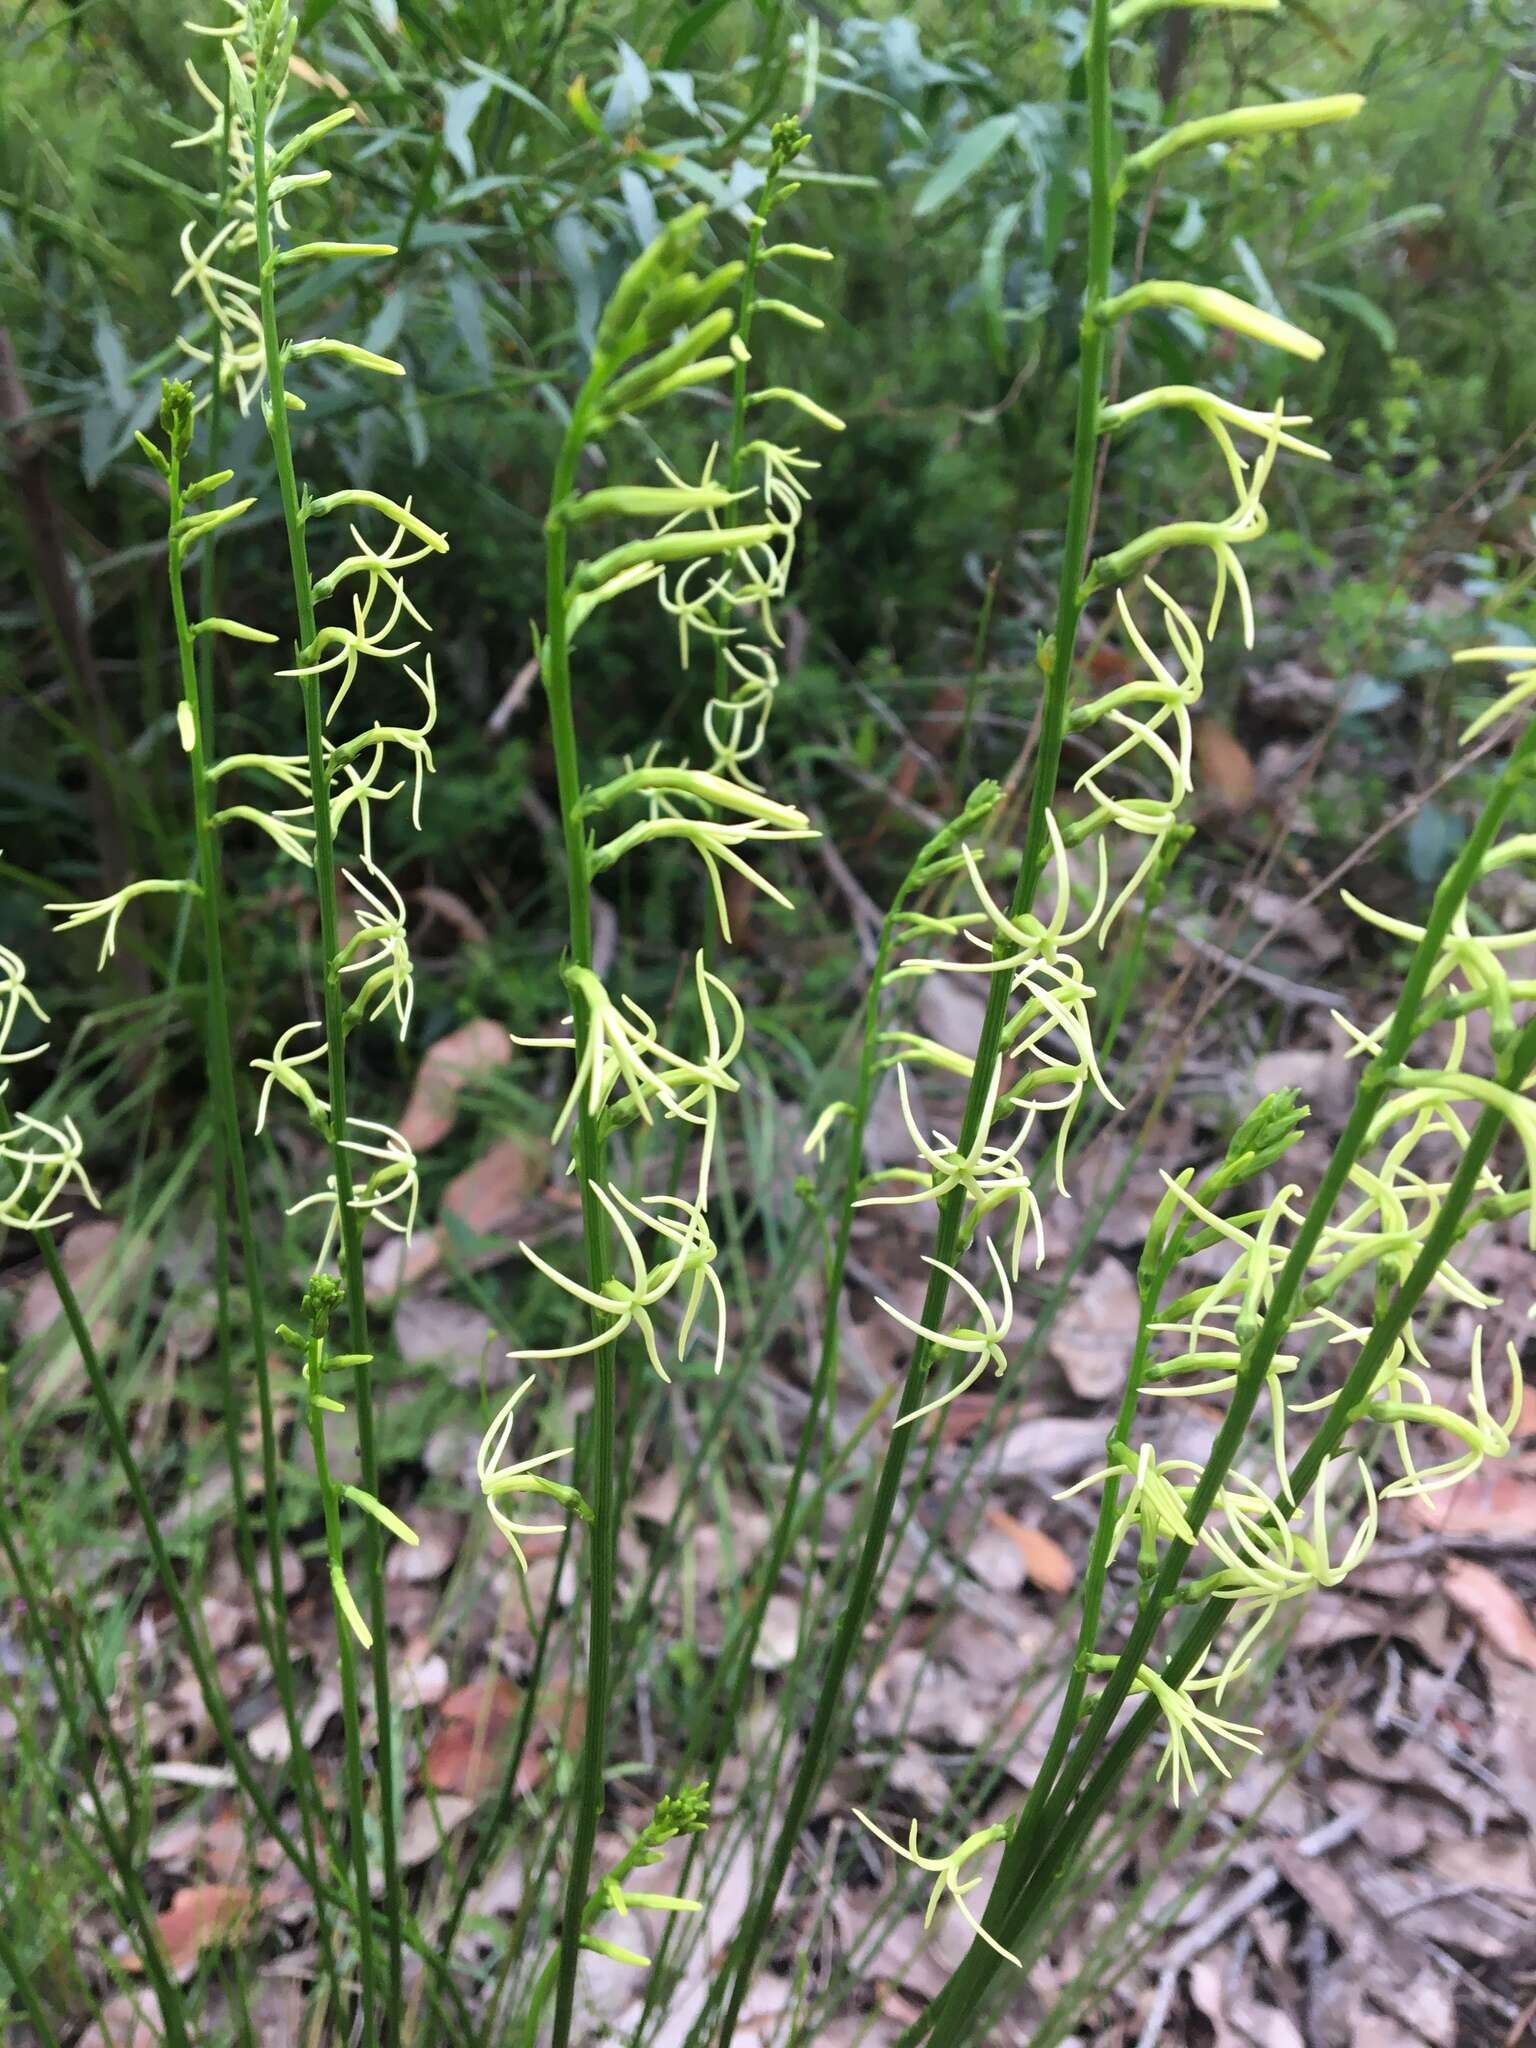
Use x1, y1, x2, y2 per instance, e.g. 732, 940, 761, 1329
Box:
637, 801, 973, 2017
165, 429, 344, 2006
704, 8, 1118, 2038
0, 1511, 191, 2048
32, 1231, 313, 1883
297, 1293, 378, 2024
18, 1236, 475, 2038
542, 389, 620, 2048
0, 1917, 62, 2048
248, 67, 401, 2040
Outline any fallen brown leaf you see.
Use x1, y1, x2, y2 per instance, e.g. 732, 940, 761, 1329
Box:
1407, 1457, 1536, 1540
983, 1508, 1076, 1594
444, 1135, 547, 1237
423, 1675, 586, 1803
1194, 715, 1257, 815
127, 1884, 253, 1979
1048, 1258, 1139, 1401
397, 1018, 511, 1151
424, 1678, 526, 1801
1443, 1556, 1536, 1670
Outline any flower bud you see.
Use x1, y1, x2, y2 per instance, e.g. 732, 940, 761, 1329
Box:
640, 261, 747, 345
599, 309, 736, 417
1212, 1087, 1309, 1189
159, 378, 196, 459
1122, 95, 1363, 185
769, 115, 811, 170
301, 1271, 345, 1331
553, 481, 744, 527
1098, 279, 1324, 362
594, 203, 710, 359
134, 431, 171, 479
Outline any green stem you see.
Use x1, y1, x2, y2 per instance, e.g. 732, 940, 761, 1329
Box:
705, 5, 1118, 2037
0, 1514, 190, 2048
541, 392, 620, 2048
9, 1257, 475, 2042
636, 829, 940, 2023
166, 448, 344, 2003
957, 565, 1002, 792
31, 1232, 315, 1892
249, 69, 402, 2038
0, 1918, 62, 2048
922, 1077, 1526, 2041
446, 1513, 577, 2048
525, 1824, 671, 2048
707, 144, 787, 722
301, 1322, 378, 2029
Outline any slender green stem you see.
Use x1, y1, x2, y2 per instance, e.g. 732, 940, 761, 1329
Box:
446, 1514, 577, 2048
0, 1917, 62, 2048
0, 1514, 190, 2048
702, 139, 793, 756
166, 445, 344, 2003
31, 1232, 313, 1887
541, 393, 620, 2048
9, 1254, 474, 2042
188, 68, 267, 1656
722, 186, 772, 503
704, 6, 1118, 2036
300, 1315, 378, 2031
957, 565, 1002, 791
523, 1826, 661, 2048
637, 834, 937, 2023
249, 69, 402, 2037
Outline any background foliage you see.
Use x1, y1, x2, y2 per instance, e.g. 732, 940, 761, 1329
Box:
4, 0, 1536, 2041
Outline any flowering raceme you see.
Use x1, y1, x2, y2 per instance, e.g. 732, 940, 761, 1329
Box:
502, 123, 847, 2034
501, 139, 840, 1495
43, 3, 442, 1704
1052, 632, 1536, 1799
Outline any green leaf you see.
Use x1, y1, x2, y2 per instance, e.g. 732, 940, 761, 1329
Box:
912, 114, 1018, 220
605, 39, 652, 132
439, 77, 494, 181
446, 272, 491, 376
664, 0, 735, 66
1342, 674, 1402, 717
1298, 280, 1396, 353
978, 199, 1025, 369
92, 309, 133, 414
1407, 801, 1466, 886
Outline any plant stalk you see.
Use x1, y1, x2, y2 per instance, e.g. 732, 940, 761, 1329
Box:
166, 443, 345, 1988
0, 1512, 190, 2048
702, 8, 1118, 2039
541, 396, 620, 2048
0, 1918, 63, 2048
249, 71, 402, 2039
637, 825, 943, 2024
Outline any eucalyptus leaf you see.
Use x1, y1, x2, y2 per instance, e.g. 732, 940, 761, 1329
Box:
912, 113, 1019, 219
1299, 280, 1397, 352
439, 76, 494, 181
1406, 801, 1466, 885
1342, 674, 1402, 716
